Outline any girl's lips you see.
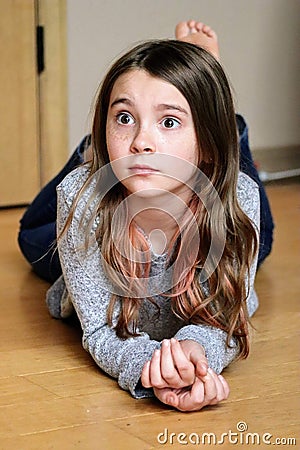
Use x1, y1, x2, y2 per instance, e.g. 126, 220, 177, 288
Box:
129, 165, 160, 175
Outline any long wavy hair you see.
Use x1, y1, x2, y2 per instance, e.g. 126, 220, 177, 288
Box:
63, 40, 258, 359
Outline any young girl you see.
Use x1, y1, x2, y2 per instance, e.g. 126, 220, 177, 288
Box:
18, 21, 273, 412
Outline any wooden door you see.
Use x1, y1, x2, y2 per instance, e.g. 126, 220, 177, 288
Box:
0, 0, 40, 206
0, 0, 68, 207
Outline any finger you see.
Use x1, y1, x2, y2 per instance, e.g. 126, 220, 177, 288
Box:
218, 374, 230, 399
213, 373, 226, 403
176, 377, 205, 411
140, 360, 151, 388
170, 339, 195, 385
201, 368, 218, 404
205, 370, 230, 404
160, 339, 182, 387
148, 349, 165, 388
206, 368, 225, 404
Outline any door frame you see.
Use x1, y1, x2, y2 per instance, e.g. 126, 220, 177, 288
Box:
36, 0, 68, 186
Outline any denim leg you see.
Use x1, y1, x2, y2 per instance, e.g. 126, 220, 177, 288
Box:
236, 114, 274, 267
18, 223, 61, 282
18, 135, 91, 282
20, 135, 91, 229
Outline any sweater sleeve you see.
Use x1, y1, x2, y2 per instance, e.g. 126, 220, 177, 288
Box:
173, 173, 260, 374
55, 169, 160, 398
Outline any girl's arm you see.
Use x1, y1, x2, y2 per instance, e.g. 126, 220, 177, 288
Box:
173, 172, 260, 374
140, 173, 260, 411
54, 168, 161, 399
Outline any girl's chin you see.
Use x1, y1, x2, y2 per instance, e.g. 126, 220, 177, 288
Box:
125, 187, 166, 199
120, 177, 193, 201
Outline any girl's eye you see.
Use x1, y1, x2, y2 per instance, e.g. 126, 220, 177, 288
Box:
116, 113, 134, 125
162, 118, 180, 129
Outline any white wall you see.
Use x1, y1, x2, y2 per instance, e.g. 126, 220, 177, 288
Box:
66, 0, 300, 152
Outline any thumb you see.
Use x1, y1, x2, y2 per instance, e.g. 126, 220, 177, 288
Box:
195, 359, 208, 377
154, 387, 179, 408
179, 340, 208, 377
189, 350, 208, 377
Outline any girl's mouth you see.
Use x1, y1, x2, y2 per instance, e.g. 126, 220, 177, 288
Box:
129, 165, 161, 175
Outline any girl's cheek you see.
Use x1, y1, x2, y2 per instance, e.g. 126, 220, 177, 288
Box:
107, 130, 132, 162
107, 126, 132, 143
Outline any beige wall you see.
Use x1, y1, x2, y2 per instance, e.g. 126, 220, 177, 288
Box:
66, 0, 300, 152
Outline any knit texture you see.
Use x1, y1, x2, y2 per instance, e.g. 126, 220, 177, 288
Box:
46, 166, 260, 398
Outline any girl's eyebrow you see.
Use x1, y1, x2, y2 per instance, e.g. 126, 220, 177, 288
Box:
156, 104, 188, 115
110, 97, 133, 108
110, 98, 188, 115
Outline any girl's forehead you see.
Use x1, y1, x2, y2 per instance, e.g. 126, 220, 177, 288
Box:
110, 69, 190, 109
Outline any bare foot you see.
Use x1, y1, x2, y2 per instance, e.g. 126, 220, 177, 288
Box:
175, 20, 219, 61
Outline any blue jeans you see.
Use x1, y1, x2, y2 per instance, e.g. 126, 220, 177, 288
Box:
18, 117, 274, 282
236, 115, 274, 267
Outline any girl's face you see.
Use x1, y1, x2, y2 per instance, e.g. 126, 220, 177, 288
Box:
106, 69, 199, 201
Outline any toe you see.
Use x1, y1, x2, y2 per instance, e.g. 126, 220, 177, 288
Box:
195, 22, 204, 32
209, 29, 218, 39
187, 19, 196, 28
202, 24, 211, 34
187, 19, 197, 33
175, 21, 190, 39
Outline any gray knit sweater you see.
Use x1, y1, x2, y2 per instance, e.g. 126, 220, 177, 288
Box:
46, 166, 260, 398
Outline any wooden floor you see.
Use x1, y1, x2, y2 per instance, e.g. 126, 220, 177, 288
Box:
0, 181, 299, 449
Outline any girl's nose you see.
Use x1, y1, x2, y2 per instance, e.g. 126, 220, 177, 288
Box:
130, 127, 156, 154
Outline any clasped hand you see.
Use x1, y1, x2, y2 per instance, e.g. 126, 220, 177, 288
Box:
141, 338, 229, 412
